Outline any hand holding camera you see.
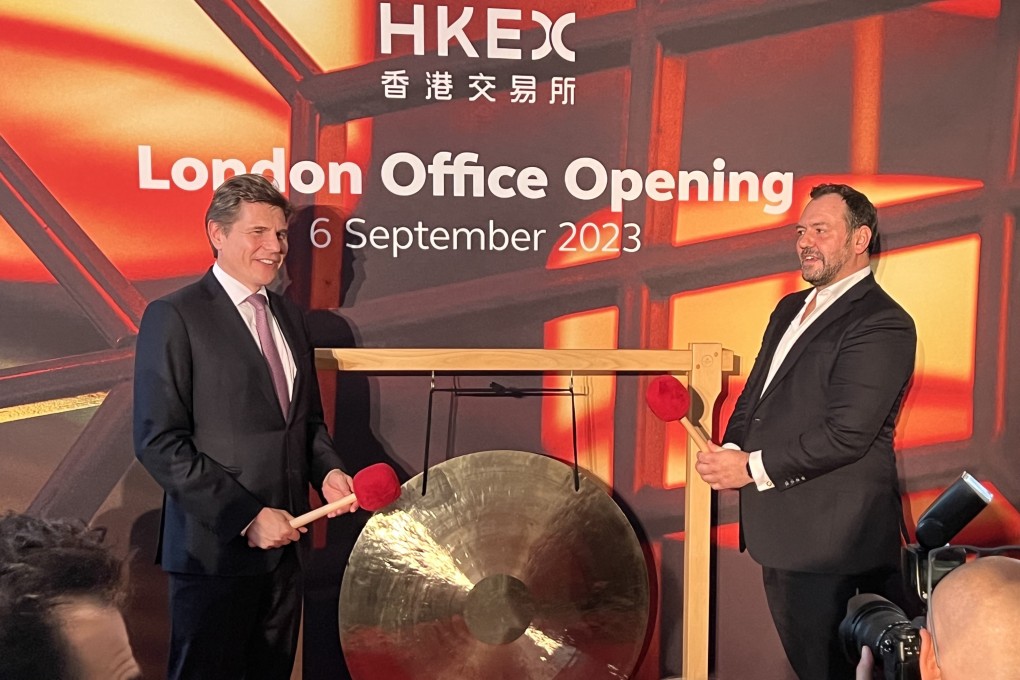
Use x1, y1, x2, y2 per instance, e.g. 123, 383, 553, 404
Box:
840, 472, 997, 680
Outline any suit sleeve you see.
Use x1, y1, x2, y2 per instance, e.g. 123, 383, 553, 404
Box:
765, 306, 916, 484
723, 308, 782, 447
133, 299, 264, 538
723, 374, 753, 448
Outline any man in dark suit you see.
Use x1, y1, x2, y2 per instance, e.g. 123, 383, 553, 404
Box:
133, 174, 357, 680
694, 183, 916, 679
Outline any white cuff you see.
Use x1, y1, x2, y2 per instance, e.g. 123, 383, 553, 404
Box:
747, 450, 774, 491
723, 443, 774, 491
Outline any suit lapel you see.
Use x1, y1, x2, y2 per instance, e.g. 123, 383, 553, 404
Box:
758, 275, 876, 404
200, 271, 286, 421
743, 292, 805, 413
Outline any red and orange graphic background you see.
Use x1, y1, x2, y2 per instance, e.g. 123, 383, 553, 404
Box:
1, 1, 1018, 679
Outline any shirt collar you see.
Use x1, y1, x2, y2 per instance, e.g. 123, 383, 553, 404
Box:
806, 264, 871, 305
212, 262, 268, 307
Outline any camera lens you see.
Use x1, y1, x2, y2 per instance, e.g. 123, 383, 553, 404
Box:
839, 593, 913, 662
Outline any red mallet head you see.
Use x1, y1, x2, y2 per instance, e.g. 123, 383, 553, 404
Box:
645, 375, 691, 422
352, 463, 401, 511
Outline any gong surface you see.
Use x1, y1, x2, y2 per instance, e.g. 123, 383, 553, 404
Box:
339, 450, 650, 680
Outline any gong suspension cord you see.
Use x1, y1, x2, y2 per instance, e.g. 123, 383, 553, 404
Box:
421, 372, 582, 494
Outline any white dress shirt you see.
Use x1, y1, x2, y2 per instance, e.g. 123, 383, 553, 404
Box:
740, 265, 872, 491
212, 264, 346, 533
212, 263, 296, 400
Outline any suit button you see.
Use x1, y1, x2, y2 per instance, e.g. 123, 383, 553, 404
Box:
753, 417, 761, 422
784, 481, 789, 487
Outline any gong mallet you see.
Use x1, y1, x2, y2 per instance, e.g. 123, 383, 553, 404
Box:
290, 462, 401, 528
644, 374, 712, 452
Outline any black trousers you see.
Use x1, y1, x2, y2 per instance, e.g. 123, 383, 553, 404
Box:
167, 547, 302, 680
762, 565, 903, 680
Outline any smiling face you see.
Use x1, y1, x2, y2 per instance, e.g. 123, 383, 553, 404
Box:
795, 193, 872, 288
208, 200, 288, 293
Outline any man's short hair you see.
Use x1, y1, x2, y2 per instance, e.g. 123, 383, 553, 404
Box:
205, 173, 292, 257
809, 183, 880, 255
0, 513, 126, 680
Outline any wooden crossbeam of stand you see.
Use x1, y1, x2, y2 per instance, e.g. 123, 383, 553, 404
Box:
315, 346, 734, 680
317, 347, 733, 374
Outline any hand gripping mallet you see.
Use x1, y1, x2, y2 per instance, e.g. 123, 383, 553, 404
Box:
290, 462, 401, 528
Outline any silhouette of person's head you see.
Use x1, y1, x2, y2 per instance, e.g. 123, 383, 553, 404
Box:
0, 512, 139, 680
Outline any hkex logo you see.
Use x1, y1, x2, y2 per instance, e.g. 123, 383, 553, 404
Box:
379, 3, 575, 62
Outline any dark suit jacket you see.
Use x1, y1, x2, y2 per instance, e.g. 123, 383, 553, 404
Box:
724, 273, 915, 574
133, 269, 345, 576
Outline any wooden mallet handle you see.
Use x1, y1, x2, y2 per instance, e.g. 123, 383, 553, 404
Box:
679, 416, 710, 452
289, 493, 356, 529
288, 463, 402, 529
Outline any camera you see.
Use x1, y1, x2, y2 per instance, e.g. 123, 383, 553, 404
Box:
839, 472, 993, 680
841, 545, 975, 679
839, 593, 922, 680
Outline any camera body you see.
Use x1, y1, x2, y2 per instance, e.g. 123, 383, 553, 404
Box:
841, 472, 993, 679
840, 546, 971, 680
839, 593, 922, 680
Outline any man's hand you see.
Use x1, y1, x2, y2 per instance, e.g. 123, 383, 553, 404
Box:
694, 441, 753, 490
855, 645, 875, 680
246, 507, 304, 549
323, 469, 359, 516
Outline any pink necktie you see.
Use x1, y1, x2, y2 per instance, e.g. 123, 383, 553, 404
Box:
245, 293, 290, 417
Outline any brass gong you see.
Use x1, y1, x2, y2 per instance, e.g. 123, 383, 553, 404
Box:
339, 450, 650, 679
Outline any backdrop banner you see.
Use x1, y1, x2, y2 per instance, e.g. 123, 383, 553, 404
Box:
1, 2, 1018, 679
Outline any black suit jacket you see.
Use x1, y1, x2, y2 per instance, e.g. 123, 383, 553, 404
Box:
133, 269, 345, 575
724, 273, 915, 574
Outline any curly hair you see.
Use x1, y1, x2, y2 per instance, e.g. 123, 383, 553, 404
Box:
0, 513, 126, 680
